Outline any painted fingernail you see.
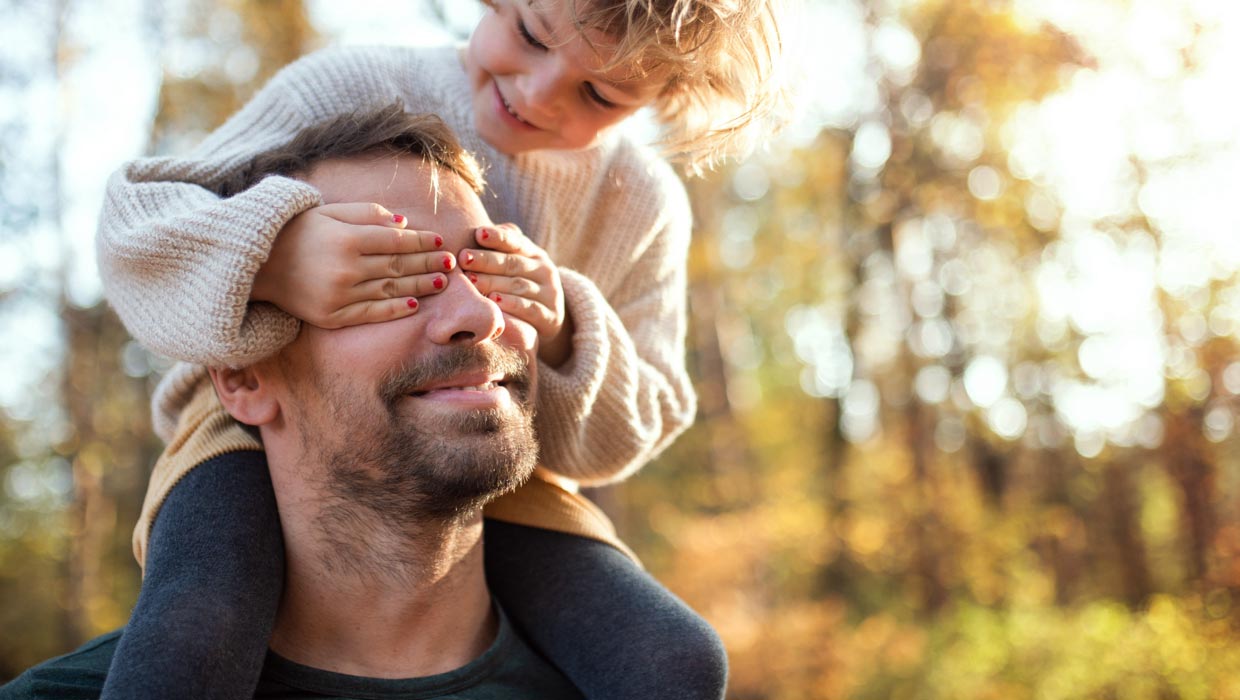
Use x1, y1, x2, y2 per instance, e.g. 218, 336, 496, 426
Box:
443, 255, 453, 270
468, 272, 478, 284
493, 294, 503, 303
463, 251, 475, 265
433, 276, 444, 290
406, 298, 418, 309
434, 235, 443, 248
393, 214, 405, 224
480, 228, 490, 241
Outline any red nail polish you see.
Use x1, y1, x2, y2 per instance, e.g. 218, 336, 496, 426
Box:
464, 251, 474, 265
468, 272, 478, 284
443, 255, 453, 270
393, 214, 405, 224
480, 228, 490, 241
434, 235, 443, 248
406, 298, 418, 309
433, 276, 444, 290
494, 294, 503, 303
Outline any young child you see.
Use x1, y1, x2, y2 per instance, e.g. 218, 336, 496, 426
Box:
96, 0, 786, 697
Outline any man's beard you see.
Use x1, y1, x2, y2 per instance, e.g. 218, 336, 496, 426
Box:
293, 343, 538, 578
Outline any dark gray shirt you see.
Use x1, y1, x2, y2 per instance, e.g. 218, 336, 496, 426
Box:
1, 606, 582, 699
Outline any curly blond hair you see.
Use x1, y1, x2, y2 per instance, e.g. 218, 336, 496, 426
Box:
497, 0, 791, 175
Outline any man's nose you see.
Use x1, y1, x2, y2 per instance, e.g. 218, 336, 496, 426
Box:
424, 268, 505, 346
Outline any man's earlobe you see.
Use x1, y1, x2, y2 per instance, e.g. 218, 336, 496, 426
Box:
209, 366, 279, 426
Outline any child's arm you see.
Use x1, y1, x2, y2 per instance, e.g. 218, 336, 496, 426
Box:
466, 158, 697, 485
97, 47, 441, 368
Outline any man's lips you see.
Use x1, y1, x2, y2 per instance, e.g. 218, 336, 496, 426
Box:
379, 344, 532, 411
408, 371, 509, 397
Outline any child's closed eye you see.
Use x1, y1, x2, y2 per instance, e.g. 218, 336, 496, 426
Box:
517, 20, 547, 50
584, 83, 618, 109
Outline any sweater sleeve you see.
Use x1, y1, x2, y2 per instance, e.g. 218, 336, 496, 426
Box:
532, 168, 697, 485
96, 47, 420, 368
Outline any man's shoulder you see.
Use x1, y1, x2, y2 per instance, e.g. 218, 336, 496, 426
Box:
0, 631, 120, 700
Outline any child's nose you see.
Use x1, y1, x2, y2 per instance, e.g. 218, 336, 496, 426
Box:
522, 63, 569, 118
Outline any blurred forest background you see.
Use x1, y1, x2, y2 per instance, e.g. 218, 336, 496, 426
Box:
3, 0, 1240, 697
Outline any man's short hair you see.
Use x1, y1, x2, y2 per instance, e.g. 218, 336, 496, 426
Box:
220, 103, 485, 197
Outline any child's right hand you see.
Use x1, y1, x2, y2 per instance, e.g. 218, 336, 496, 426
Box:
252, 203, 454, 328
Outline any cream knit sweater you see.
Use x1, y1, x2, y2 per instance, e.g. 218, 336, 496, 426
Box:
98, 44, 696, 485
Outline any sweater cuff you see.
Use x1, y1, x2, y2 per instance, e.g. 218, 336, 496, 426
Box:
214, 176, 322, 367
533, 268, 631, 482
536, 267, 610, 403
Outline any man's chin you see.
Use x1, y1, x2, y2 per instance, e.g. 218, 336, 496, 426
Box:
414, 421, 539, 517
403, 403, 522, 438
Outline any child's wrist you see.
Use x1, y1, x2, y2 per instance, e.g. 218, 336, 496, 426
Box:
538, 314, 574, 369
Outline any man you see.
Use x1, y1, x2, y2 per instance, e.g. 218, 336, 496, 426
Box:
2, 109, 583, 698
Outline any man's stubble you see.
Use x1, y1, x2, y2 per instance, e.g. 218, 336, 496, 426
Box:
286, 343, 539, 583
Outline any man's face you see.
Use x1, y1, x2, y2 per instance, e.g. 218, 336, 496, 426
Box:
272, 154, 540, 521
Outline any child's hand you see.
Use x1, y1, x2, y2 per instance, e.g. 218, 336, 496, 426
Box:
460, 224, 572, 366
252, 203, 454, 328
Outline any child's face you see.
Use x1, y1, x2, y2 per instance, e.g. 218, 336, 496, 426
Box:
465, 0, 667, 155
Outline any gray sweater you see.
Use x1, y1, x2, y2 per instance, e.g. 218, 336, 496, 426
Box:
96, 44, 696, 485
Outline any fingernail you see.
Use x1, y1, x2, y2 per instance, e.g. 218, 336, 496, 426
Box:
393, 214, 405, 224
406, 298, 418, 309
480, 228, 490, 241
494, 294, 503, 303
468, 272, 478, 284
443, 255, 453, 270
463, 251, 475, 265
434, 235, 443, 248
433, 276, 444, 290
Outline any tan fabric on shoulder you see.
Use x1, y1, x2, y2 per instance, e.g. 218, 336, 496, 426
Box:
134, 375, 640, 571
133, 379, 264, 567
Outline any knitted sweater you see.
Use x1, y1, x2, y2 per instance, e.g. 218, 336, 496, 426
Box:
97, 44, 696, 485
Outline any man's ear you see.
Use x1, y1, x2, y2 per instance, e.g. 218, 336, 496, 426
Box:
208, 365, 280, 426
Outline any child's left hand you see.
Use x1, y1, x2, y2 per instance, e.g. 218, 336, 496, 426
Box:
460, 223, 572, 367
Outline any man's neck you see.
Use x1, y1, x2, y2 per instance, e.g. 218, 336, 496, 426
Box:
270, 505, 496, 679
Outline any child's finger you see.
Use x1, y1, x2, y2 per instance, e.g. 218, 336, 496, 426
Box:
353, 227, 444, 255
459, 249, 543, 279
316, 296, 423, 329
467, 271, 542, 302
318, 202, 410, 228
352, 272, 448, 302
487, 292, 558, 339
474, 223, 541, 256
357, 251, 456, 280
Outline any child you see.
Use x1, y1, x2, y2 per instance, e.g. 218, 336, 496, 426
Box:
96, 0, 786, 697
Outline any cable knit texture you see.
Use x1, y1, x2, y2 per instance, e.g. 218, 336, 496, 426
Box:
99, 45, 696, 496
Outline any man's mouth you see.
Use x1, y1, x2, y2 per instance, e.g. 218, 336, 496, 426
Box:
379, 345, 532, 410
409, 373, 509, 397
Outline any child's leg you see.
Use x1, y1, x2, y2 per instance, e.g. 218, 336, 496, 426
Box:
484, 519, 728, 700
100, 451, 284, 700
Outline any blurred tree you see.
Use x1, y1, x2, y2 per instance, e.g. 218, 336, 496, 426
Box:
6, 0, 1240, 696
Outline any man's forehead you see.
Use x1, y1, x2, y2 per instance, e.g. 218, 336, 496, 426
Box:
304, 155, 490, 251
